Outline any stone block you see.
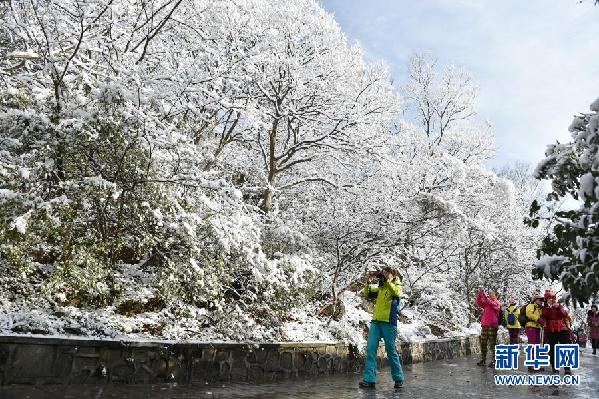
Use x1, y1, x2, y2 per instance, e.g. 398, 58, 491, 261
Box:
317, 355, 331, 371
131, 348, 148, 363
219, 361, 231, 379
163, 356, 183, 379
229, 363, 247, 381
190, 360, 220, 383
182, 346, 200, 363
106, 348, 126, 367
141, 356, 168, 381
231, 349, 247, 365
247, 365, 264, 381
247, 348, 268, 364
401, 346, 412, 364
263, 352, 280, 372
110, 362, 136, 384
133, 363, 155, 384
199, 348, 214, 362
280, 351, 293, 370
11, 345, 55, 382
71, 366, 97, 384
293, 352, 308, 370
325, 345, 337, 354
330, 357, 343, 372
75, 347, 99, 357
52, 349, 75, 380
215, 350, 230, 362
0, 345, 10, 367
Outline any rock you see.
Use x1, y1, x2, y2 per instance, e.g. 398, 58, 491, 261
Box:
317, 300, 345, 321
11, 324, 50, 335
63, 326, 84, 335
115, 297, 165, 317
427, 324, 446, 337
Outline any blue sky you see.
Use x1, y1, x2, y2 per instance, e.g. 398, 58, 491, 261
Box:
319, 0, 599, 167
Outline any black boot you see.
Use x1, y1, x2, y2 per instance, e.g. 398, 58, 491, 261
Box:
359, 381, 376, 389
394, 380, 403, 389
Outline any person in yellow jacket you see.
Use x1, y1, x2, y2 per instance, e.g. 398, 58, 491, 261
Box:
358, 267, 403, 390
525, 294, 544, 331
525, 293, 545, 371
504, 297, 521, 344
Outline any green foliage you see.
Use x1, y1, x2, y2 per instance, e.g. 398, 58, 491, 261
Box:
531, 103, 599, 305
0, 86, 169, 307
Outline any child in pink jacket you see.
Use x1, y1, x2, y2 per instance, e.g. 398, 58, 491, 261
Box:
476, 290, 502, 367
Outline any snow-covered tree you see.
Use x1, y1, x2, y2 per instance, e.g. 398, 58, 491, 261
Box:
386, 54, 540, 328
223, 0, 400, 212
529, 97, 599, 305
0, 0, 320, 339
403, 53, 478, 142
0, 0, 547, 342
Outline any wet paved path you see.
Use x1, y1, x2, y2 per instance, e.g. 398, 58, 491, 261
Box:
1, 348, 598, 399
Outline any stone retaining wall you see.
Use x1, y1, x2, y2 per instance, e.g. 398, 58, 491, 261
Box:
0, 333, 499, 385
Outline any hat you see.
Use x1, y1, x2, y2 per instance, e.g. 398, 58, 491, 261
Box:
532, 293, 543, 301
544, 289, 556, 299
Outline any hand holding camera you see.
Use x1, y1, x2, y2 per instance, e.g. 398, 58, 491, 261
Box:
366, 270, 386, 286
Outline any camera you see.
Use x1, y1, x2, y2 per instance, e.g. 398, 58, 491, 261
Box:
367, 270, 384, 279
367, 270, 386, 286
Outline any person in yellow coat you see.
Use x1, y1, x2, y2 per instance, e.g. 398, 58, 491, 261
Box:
503, 297, 521, 344
525, 294, 544, 345
525, 293, 545, 371
359, 267, 404, 389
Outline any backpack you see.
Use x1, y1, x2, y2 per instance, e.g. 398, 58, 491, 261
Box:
506, 306, 517, 325
498, 307, 506, 326
518, 304, 528, 325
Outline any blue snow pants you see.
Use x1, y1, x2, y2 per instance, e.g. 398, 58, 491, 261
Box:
363, 320, 404, 383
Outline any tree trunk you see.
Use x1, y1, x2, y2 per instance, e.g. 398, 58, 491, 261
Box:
464, 253, 473, 325
260, 117, 279, 212
261, 188, 273, 212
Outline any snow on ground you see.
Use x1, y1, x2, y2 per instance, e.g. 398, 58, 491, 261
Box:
0, 290, 479, 345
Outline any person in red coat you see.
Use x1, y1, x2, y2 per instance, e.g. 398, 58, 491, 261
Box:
588, 304, 599, 355
541, 290, 571, 374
